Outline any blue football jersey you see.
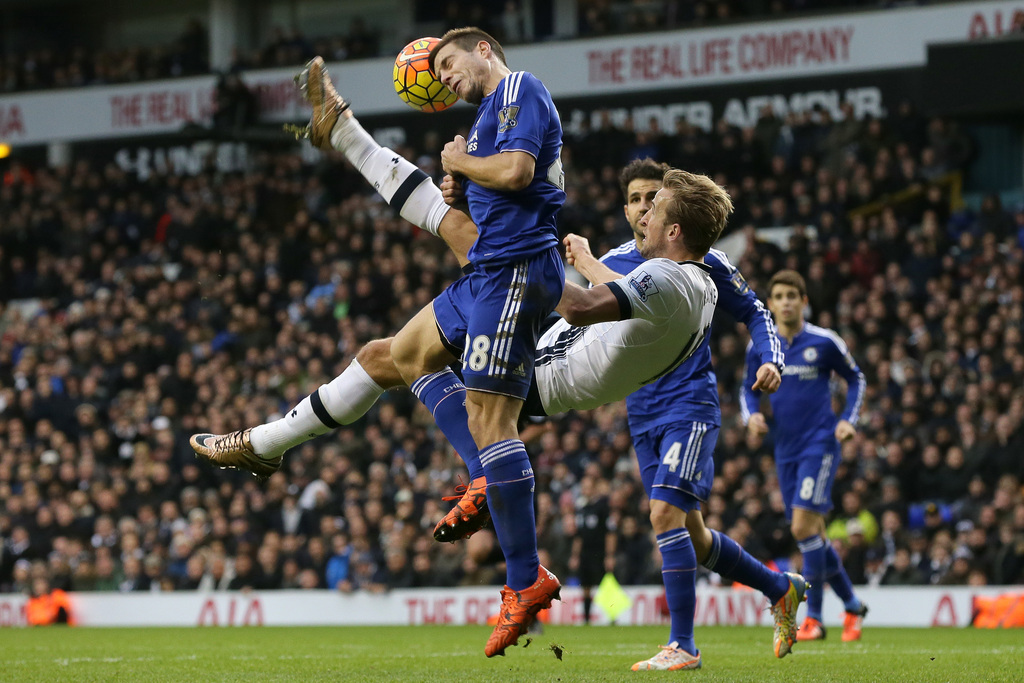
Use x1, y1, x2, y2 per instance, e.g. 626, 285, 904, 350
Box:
741, 322, 866, 461
463, 71, 564, 265
600, 242, 784, 433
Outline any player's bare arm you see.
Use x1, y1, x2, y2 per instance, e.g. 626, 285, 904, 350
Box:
435, 205, 476, 269
440, 135, 535, 191
563, 233, 625, 285
557, 281, 625, 326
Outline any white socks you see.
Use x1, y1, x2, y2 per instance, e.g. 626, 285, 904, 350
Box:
330, 115, 448, 236
249, 359, 385, 458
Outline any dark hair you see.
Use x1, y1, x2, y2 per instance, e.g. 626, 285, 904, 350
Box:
618, 158, 670, 201
767, 269, 808, 298
659, 169, 733, 257
428, 27, 507, 75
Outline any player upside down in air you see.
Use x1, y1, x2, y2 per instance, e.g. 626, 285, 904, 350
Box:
192, 62, 807, 665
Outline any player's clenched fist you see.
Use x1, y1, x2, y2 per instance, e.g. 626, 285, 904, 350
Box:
440, 174, 466, 207
835, 419, 856, 442
440, 135, 468, 174
562, 233, 592, 268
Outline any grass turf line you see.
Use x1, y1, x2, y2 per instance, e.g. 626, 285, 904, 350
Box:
2, 625, 1022, 682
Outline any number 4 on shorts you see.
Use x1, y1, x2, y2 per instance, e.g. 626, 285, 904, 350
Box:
662, 442, 682, 473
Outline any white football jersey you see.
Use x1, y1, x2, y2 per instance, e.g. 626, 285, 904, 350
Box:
534, 258, 718, 415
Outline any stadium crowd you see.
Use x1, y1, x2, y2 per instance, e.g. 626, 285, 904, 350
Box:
1, 94, 1024, 601
0, 1, 952, 93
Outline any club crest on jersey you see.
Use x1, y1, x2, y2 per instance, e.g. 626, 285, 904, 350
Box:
802, 347, 818, 362
629, 271, 659, 302
497, 105, 520, 133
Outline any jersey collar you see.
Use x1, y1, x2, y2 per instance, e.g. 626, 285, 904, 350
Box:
679, 260, 712, 272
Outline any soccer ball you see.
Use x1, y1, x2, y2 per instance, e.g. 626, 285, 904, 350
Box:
393, 38, 458, 113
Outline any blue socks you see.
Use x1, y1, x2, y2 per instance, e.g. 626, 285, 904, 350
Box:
825, 544, 861, 612
480, 439, 538, 591
410, 370, 483, 480
704, 530, 790, 604
797, 534, 827, 620
657, 528, 697, 654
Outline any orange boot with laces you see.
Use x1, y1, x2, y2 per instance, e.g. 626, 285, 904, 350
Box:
433, 476, 490, 542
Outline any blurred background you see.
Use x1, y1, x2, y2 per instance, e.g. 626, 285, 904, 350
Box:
0, 0, 1023, 622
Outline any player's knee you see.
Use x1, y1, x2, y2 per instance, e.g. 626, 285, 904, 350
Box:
390, 334, 425, 382
649, 500, 685, 535
790, 518, 816, 540
356, 338, 398, 382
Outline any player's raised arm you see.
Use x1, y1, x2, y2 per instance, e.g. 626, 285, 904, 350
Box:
563, 233, 625, 285
707, 249, 784, 393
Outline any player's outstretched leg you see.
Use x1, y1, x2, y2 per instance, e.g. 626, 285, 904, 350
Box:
769, 572, 810, 658
688, 513, 803, 658
191, 348, 390, 480
293, 56, 349, 148
190, 429, 280, 483
293, 57, 449, 238
485, 564, 561, 657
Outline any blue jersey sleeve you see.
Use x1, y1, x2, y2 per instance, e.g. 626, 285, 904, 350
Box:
707, 249, 784, 371
740, 341, 762, 424
495, 72, 551, 159
823, 330, 866, 425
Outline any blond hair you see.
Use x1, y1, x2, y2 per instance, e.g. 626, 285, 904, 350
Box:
660, 170, 733, 256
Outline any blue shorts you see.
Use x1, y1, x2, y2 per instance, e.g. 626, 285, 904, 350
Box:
432, 248, 564, 399
777, 447, 840, 519
635, 421, 717, 512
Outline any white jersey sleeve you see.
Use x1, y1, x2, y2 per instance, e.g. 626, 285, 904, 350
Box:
607, 258, 698, 324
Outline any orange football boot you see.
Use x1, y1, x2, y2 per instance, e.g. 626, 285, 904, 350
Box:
842, 603, 868, 642
433, 476, 490, 542
796, 616, 826, 641
485, 565, 561, 657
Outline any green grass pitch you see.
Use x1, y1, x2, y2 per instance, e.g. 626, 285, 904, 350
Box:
2, 625, 1021, 682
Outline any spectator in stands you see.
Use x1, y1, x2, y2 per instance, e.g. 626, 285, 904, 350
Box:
325, 533, 353, 591
880, 547, 923, 586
